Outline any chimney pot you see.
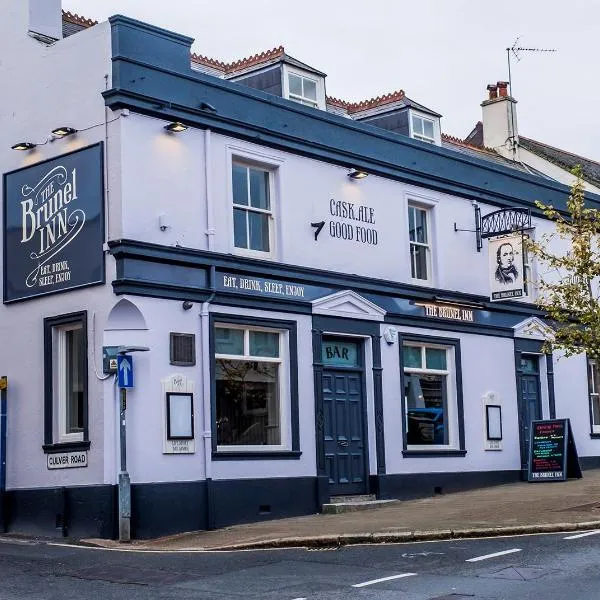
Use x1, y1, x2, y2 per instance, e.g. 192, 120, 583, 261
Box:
487, 84, 498, 100
497, 81, 509, 97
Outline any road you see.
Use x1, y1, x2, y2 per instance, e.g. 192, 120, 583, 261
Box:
1, 530, 600, 599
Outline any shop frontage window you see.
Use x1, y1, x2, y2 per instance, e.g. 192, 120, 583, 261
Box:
403, 341, 460, 449
215, 325, 285, 449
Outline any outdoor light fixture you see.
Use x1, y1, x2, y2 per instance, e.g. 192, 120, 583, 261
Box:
51, 126, 77, 138
348, 168, 369, 180
11, 142, 37, 151
164, 122, 188, 133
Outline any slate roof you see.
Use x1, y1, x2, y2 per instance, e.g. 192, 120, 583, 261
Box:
441, 134, 549, 177
519, 136, 600, 187
191, 46, 326, 78
62, 11, 97, 37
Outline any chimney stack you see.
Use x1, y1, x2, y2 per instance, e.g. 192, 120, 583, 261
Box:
28, 0, 63, 41
481, 80, 518, 159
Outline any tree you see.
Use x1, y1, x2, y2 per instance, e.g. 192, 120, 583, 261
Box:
526, 166, 600, 359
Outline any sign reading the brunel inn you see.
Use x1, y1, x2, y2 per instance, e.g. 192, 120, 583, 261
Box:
3, 144, 104, 302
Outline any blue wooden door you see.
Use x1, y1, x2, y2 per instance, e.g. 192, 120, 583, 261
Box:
518, 355, 542, 471
322, 370, 367, 495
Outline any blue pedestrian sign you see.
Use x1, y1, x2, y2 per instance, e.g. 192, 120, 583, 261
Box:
117, 355, 134, 388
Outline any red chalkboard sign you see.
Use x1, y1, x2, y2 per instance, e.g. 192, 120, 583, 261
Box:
528, 419, 582, 482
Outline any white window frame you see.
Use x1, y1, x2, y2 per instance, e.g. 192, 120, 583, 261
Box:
227, 145, 283, 260
215, 323, 290, 452
410, 113, 436, 144
403, 342, 459, 450
408, 203, 433, 283
281, 64, 326, 110
287, 72, 318, 108
588, 358, 600, 434
53, 322, 85, 444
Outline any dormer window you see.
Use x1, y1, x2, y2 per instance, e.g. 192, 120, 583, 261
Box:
288, 73, 318, 108
411, 114, 436, 144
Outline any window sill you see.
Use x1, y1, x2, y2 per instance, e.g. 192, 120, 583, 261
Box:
402, 449, 466, 458
43, 441, 90, 454
212, 450, 301, 461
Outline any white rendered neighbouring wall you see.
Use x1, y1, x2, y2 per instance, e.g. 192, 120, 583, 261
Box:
0, 11, 122, 490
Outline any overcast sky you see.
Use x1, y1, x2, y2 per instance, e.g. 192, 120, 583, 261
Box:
65, 0, 599, 161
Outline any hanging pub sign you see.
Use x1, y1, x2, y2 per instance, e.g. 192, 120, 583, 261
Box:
3, 144, 104, 302
488, 233, 525, 302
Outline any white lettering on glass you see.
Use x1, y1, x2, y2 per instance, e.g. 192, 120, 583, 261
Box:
20, 166, 84, 289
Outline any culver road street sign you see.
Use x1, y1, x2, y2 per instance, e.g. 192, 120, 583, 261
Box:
117, 355, 134, 388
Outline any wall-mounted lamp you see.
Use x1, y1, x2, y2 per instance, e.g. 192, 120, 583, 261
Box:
164, 122, 188, 133
348, 168, 368, 180
11, 142, 37, 151
51, 126, 77, 138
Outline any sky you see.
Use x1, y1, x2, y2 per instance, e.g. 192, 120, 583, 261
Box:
65, 0, 600, 161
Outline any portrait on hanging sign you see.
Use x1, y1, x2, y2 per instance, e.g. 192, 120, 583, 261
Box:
488, 233, 525, 301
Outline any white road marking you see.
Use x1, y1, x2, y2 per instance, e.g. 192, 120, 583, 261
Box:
352, 573, 417, 588
466, 548, 522, 562
563, 530, 600, 540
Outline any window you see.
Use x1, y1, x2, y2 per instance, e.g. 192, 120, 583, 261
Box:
588, 359, 600, 434
215, 325, 285, 449
232, 163, 272, 253
43, 312, 88, 449
411, 114, 436, 143
402, 340, 463, 451
288, 73, 318, 108
408, 204, 431, 281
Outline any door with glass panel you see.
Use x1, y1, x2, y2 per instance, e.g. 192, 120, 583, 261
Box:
321, 338, 367, 496
517, 354, 542, 471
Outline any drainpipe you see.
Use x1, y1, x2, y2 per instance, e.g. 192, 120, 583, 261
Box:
204, 129, 215, 251
200, 266, 216, 529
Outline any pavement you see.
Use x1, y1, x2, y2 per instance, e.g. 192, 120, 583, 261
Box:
84, 469, 600, 551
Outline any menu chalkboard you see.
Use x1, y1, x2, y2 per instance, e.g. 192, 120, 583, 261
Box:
528, 419, 582, 482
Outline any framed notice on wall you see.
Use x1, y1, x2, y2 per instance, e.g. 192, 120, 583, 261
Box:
488, 234, 525, 302
3, 143, 105, 302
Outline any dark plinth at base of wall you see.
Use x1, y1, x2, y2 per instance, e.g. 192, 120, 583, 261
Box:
371, 469, 522, 500
579, 456, 600, 470
209, 476, 318, 530
6, 485, 117, 539
9, 465, 600, 539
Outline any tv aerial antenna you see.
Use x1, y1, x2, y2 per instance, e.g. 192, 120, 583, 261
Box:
506, 37, 557, 97
505, 38, 556, 156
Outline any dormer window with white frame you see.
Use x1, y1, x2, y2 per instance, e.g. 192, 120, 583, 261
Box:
411, 113, 436, 144
282, 65, 326, 110
288, 73, 318, 107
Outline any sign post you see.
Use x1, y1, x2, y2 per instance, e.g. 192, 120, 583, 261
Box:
117, 354, 134, 542
0, 376, 7, 533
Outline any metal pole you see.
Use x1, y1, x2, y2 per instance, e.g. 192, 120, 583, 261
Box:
0, 376, 7, 533
118, 387, 131, 542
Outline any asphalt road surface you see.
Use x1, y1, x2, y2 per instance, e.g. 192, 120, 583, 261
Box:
1, 530, 600, 599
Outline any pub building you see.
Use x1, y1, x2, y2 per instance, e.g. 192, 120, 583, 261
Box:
1, 1, 599, 539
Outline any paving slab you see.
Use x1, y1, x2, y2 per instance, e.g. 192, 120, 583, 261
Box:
83, 469, 600, 551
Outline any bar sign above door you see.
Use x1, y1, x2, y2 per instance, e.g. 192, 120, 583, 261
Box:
321, 340, 359, 367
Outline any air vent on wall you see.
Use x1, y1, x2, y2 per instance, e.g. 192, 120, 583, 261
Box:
170, 333, 196, 366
